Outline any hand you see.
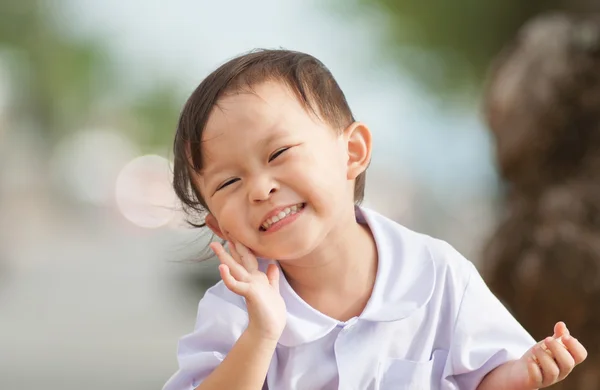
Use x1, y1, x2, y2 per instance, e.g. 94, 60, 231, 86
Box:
510, 322, 588, 389
210, 240, 287, 342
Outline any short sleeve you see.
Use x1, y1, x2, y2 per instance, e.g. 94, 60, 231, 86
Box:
448, 262, 536, 390
162, 283, 249, 390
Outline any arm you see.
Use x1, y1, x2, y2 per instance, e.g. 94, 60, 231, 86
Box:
477, 360, 521, 390
196, 329, 276, 390
445, 260, 536, 390
444, 258, 587, 390
163, 241, 286, 390
477, 324, 588, 390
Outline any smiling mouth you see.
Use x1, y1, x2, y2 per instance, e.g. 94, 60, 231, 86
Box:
259, 203, 306, 231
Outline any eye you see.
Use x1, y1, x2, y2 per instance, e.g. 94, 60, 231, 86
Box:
216, 178, 240, 191
268, 147, 290, 162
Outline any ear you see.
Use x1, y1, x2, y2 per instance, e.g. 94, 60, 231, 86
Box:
205, 213, 227, 241
343, 121, 372, 180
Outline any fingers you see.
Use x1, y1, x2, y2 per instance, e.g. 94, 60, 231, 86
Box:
226, 240, 259, 272
529, 325, 589, 387
228, 241, 243, 263
266, 264, 280, 290
234, 241, 259, 272
210, 242, 249, 282
551, 322, 588, 364
562, 334, 588, 364
544, 337, 575, 380
527, 357, 543, 388
533, 343, 560, 387
212, 241, 278, 300
218, 264, 249, 295
553, 321, 568, 338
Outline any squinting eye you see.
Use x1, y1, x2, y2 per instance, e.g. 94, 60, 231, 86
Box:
269, 147, 290, 162
216, 178, 239, 191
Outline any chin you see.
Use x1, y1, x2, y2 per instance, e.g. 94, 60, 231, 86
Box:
270, 235, 324, 261
255, 248, 306, 261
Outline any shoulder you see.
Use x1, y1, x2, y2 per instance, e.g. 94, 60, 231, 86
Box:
362, 206, 474, 291
423, 234, 476, 289
359, 206, 477, 323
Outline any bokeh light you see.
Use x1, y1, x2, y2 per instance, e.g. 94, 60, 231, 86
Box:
115, 154, 178, 229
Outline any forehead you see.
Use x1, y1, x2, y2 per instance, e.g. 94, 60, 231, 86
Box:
203, 81, 306, 141
197, 81, 319, 169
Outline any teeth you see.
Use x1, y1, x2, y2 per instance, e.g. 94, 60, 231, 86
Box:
261, 203, 304, 230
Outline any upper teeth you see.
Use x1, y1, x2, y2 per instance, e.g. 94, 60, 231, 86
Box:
262, 203, 304, 230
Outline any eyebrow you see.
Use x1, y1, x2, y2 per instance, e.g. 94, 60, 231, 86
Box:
199, 129, 290, 178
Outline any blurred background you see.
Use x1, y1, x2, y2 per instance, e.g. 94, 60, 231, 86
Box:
1, 0, 598, 389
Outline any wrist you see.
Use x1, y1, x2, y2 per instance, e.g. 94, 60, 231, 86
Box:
479, 359, 534, 390
245, 325, 282, 346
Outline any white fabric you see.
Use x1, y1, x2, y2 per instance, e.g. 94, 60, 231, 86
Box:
163, 207, 535, 390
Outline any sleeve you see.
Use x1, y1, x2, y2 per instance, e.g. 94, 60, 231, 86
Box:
446, 262, 537, 390
162, 283, 249, 390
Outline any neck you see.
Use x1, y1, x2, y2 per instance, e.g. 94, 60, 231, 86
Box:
278, 207, 378, 320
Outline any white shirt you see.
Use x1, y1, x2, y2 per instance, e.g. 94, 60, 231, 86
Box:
163, 207, 535, 390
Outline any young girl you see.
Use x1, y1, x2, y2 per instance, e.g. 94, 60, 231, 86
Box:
164, 49, 587, 390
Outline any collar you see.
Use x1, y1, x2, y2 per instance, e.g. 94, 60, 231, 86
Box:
261, 206, 436, 347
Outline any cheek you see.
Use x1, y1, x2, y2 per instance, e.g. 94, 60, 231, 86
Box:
206, 197, 234, 235
286, 149, 347, 206
213, 196, 257, 241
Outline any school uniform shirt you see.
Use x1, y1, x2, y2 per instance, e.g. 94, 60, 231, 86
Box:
163, 206, 536, 390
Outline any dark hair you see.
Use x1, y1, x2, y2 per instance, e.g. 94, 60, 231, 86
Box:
483, 13, 600, 390
173, 49, 363, 227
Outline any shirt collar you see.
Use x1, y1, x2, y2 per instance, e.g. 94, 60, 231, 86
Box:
262, 206, 436, 347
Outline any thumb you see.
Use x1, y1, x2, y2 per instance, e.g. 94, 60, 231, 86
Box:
266, 264, 280, 291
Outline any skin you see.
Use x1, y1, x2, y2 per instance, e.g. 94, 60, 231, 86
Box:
197, 81, 378, 324
189, 80, 587, 390
478, 322, 588, 390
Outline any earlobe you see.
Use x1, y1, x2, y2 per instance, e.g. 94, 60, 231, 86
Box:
344, 121, 372, 180
205, 213, 226, 241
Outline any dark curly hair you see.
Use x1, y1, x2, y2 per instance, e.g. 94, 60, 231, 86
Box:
483, 12, 600, 390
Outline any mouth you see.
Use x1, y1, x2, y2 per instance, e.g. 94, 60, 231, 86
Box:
259, 203, 306, 232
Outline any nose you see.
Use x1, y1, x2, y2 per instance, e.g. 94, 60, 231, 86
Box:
248, 175, 278, 203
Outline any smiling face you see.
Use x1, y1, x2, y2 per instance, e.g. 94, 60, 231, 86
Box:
194, 81, 369, 260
